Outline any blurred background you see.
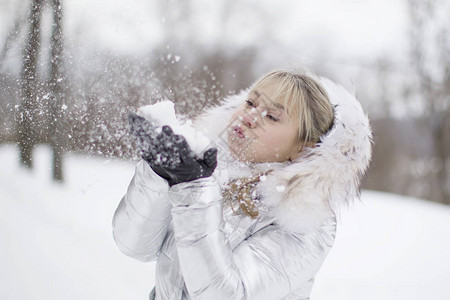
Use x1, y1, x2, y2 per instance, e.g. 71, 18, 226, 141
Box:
0, 0, 449, 204
1, 1, 450, 299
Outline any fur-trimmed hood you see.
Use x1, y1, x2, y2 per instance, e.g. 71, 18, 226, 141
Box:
193, 77, 372, 233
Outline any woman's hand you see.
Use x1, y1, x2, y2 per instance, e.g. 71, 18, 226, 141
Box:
129, 113, 218, 186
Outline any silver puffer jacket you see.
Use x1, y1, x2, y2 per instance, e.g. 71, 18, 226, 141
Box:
113, 78, 372, 299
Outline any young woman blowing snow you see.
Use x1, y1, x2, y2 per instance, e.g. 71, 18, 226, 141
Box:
112, 70, 372, 299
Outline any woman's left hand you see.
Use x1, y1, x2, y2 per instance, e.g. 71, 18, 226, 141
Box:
147, 126, 218, 186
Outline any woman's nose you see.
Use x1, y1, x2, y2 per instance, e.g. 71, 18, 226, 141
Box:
241, 110, 258, 128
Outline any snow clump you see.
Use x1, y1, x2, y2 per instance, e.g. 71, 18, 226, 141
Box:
137, 100, 212, 156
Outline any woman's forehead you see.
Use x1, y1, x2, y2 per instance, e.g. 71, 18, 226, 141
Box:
251, 81, 285, 104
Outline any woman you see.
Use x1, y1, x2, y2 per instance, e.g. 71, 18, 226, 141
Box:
112, 69, 372, 299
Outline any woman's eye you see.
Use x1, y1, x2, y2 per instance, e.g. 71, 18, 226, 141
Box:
266, 114, 280, 122
245, 100, 255, 107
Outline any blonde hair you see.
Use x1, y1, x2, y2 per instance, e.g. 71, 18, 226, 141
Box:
250, 69, 334, 150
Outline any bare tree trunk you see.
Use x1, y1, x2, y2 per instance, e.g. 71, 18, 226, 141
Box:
49, 0, 65, 182
19, 0, 43, 168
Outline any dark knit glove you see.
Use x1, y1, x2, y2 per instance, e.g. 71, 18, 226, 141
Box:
128, 112, 218, 186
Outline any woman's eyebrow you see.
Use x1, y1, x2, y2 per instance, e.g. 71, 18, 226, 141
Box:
272, 103, 285, 110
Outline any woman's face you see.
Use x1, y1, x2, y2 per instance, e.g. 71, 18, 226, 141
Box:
227, 80, 301, 163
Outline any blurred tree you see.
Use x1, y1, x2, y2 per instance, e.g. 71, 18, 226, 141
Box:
10, 0, 67, 182
48, 0, 65, 182
408, 0, 450, 203
18, 0, 43, 168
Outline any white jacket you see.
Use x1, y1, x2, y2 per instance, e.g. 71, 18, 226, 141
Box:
112, 78, 372, 299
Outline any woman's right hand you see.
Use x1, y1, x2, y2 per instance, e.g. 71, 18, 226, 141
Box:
128, 113, 218, 186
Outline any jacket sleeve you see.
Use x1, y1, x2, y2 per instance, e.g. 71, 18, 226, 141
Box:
112, 160, 171, 262
169, 177, 334, 300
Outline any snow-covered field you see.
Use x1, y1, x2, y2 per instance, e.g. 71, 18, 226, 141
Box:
1, 144, 449, 300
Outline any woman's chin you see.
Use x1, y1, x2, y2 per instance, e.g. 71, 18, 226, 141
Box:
228, 146, 253, 163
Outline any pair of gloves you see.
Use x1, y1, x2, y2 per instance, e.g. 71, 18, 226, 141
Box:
128, 113, 218, 187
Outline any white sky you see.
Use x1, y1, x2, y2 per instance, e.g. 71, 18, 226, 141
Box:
258, 0, 408, 58
0, 0, 409, 59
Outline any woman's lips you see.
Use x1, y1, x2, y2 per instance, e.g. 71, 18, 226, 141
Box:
233, 125, 246, 139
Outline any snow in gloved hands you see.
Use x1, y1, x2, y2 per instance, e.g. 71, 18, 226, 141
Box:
128, 112, 184, 167
128, 100, 215, 181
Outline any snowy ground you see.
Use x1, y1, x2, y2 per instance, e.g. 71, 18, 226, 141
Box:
1, 144, 449, 300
